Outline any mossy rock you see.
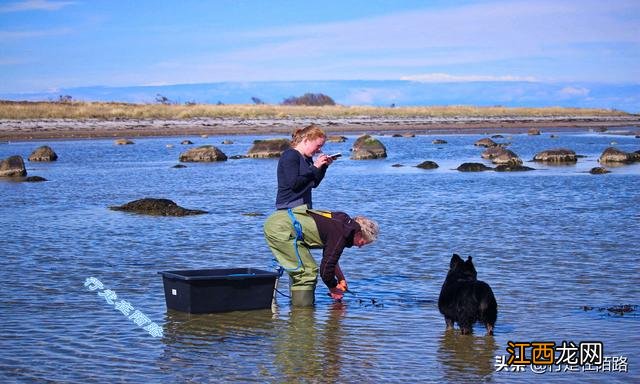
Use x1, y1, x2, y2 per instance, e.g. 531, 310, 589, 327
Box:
28, 145, 58, 162
416, 160, 439, 170
179, 145, 227, 162
247, 138, 290, 158
457, 163, 492, 172
351, 135, 387, 160
109, 198, 207, 216
533, 148, 577, 163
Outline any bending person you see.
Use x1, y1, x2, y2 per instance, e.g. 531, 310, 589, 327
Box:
276, 124, 333, 209
264, 205, 379, 306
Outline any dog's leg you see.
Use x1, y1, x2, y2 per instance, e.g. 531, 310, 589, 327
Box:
459, 320, 473, 335
445, 317, 454, 330
485, 323, 494, 336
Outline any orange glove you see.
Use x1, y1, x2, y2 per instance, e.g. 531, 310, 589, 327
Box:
329, 287, 344, 301
335, 264, 348, 292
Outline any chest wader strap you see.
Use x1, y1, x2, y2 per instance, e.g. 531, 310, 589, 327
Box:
283, 208, 304, 272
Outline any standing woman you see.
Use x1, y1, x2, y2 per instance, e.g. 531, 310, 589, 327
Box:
276, 124, 333, 210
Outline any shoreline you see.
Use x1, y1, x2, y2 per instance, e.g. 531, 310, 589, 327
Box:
1, 115, 639, 141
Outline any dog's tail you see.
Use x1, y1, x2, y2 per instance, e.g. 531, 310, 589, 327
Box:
477, 282, 498, 326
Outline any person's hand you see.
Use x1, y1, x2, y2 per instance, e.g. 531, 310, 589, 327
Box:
335, 264, 347, 291
328, 287, 344, 301
314, 153, 333, 168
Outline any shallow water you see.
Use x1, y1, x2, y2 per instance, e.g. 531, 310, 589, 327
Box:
1, 129, 639, 383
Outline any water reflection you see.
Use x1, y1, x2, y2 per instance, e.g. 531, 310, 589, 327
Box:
275, 308, 320, 381
1, 132, 639, 382
438, 330, 498, 383
161, 308, 276, 345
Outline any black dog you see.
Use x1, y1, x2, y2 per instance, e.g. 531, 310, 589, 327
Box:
438, 254, 497, 335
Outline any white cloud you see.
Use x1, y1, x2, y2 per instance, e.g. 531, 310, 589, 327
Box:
0, 27, 73, 41
400, 73, 538, 83
345, 88, 404, 105
0, 0, 76, 13
223, 0, 640, 82
558, 86, 590, 97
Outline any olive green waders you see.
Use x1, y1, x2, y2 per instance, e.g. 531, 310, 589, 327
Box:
263, 205, 325, 306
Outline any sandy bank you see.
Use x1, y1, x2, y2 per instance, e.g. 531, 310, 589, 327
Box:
1, 115, 639, 141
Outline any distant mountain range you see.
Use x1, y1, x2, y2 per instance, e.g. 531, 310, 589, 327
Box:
2, 80, 638, 113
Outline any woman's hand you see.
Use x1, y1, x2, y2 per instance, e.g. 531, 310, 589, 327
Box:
313, 153, 333, 168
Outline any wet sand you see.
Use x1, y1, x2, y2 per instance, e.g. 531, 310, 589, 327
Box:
1, 115, 639, 141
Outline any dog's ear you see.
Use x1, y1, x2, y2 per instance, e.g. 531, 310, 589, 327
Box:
451, 253, 463, 268
467, 256, 473, 263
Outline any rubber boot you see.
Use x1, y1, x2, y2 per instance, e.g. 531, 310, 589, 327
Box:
290, 290, 315, 307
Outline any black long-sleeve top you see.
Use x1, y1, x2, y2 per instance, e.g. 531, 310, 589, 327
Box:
309, 210, 361, 289
275, 148, 327, 209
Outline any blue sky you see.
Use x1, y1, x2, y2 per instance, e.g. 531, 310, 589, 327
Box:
0, 0, 639, 109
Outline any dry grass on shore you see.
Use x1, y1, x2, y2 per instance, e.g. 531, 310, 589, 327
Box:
0, 100, 631, 120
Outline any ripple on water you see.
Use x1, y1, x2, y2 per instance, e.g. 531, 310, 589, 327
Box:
1, 133, 639, 383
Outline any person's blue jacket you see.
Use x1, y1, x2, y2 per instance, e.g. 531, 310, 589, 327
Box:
276, 148, 327, 209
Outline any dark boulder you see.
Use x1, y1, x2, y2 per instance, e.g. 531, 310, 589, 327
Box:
457, 163, 492, 172
179, 145, 227, 162
326, 135, 347, 143
23, 176, 47, 182
416, 160, 439, 170
598, 147, 635, 163
481, 146, 506, 160
482, 147, 522, 165
494, 164, 535, 172
474, 138, 497, 148
351, 135, 387, 160
533, 148, 578, 163
247, 138, 290, 158
109, 198, 207, 216
28, 145, 58, 162
589, 167, 610, 175
0, 155, 27, 177
495, 151, 521, 166
181, 140, 194, 145
242, 212, 265, 216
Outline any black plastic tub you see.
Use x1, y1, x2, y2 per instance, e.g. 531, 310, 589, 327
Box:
158, 268, 279, 314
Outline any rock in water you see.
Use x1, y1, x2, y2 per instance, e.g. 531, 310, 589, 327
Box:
109, 198, 207, 216
589, 167, 610, 175
457, 163, 492, 172
598, 147, 636, 164
494, 164, 535, 172
24, 176, 47, 182
474, 138, 497, 148
28, 145, 58, 161
416, 160, 439, 170
0, 155, 27, 177
247, 139, 290, 158
179, 145, 227, 162
351, 134, 387, 160
533, 148, 577, 163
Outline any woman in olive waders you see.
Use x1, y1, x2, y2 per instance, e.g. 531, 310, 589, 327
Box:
264, 204, 379, 306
